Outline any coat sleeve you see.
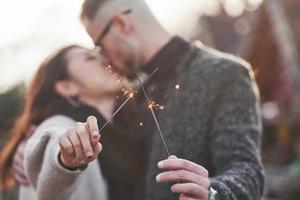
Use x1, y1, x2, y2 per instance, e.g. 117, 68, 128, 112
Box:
208, 62, 265, 200
24, 124, 86, 200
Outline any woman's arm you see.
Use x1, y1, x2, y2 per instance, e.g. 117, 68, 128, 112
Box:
24, 116, 103, 200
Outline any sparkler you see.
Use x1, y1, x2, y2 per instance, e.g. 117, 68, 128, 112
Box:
134, 71, 171, 157
99, 95, 133, 132
99, 67, 159, 132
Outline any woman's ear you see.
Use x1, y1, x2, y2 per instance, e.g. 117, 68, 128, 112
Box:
54, 80, 79, 98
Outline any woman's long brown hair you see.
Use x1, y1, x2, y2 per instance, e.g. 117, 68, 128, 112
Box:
0, 45, 80, 190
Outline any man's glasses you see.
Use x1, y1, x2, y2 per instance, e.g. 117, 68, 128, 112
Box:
94, 9, 132, 47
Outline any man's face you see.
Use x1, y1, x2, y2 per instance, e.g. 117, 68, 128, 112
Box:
83, 13, 140, 76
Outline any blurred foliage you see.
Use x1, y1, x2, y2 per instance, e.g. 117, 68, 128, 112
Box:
0, 85, 24, 147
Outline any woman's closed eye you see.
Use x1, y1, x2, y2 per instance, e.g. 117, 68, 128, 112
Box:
84, 54, 98, 61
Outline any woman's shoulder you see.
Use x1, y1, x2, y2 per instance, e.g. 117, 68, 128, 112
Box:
33, 115, 75, 136
25, 115, 75, 156
38, 114, 75, 129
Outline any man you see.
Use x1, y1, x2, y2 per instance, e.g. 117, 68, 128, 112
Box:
81, 0, 265, 199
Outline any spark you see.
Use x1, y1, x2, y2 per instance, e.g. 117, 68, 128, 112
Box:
122, 88, 136, 99
134, 71, 171, 156
175, 84, 180, 90
147, 100, 165, 110
139, 122, 143, 126
148, 100, 156, 109
159, 106, 165, 110
99, 95, 133, 132
99, 68, 159, 132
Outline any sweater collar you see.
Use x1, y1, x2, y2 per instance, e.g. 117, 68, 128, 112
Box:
141, 36, 191, 75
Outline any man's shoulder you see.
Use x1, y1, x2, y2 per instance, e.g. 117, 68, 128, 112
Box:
189, 41, 252, 77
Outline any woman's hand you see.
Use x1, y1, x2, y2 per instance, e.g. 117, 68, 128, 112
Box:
156, 156, 210, 200
58, 116, 102, 169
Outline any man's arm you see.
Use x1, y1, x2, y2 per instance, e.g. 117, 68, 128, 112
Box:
209, 62, 265, 200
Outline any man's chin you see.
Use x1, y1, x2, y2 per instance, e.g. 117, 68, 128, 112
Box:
110, 60, 140, 80
114, 65, 136, 80
107, 63, 123, 76
126, 70, 137, 81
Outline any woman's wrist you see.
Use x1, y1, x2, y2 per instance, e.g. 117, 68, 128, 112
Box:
58, 151, 88, 171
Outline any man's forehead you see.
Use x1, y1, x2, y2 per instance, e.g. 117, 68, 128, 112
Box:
82, 17, 103, 42
82, 0, 131, 41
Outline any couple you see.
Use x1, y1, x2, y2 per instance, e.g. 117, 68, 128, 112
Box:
0, 0, 265, 199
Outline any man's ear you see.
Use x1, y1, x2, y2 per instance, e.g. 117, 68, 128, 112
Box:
54, 80, 79, 98
111, 13, 133, 34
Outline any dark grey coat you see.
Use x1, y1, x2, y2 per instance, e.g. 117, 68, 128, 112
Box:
144, 42, 264, 200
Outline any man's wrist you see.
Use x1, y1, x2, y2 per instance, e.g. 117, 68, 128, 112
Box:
208, 186, 218, 200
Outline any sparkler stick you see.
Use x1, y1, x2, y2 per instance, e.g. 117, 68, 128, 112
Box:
99, 96, 132, 132
99, 68, 159, 132
134, 71, 171, 157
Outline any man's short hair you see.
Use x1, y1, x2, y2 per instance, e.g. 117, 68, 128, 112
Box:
81, 0, 108, 20
81, 0, 155, 24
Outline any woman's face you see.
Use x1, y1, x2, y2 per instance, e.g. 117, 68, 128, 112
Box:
65, 47, 123, 98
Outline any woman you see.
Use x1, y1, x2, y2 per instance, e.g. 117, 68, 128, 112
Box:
0, 45, 129, 200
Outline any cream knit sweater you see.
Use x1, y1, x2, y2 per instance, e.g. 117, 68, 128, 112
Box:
23, 115, 107, 200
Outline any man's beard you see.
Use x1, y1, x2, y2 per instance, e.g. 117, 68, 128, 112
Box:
124, 53, 141, 80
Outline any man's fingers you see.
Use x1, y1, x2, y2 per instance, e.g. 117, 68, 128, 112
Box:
12, 161, 25, 175
14, 171, 30, 186
59, 133, 74, 155
158, 158, 208, 177
156, 170, 209, 187
172, 183, 208, 199
179, 193, 200, 200
169, 155, 177, 159
12, 161, 29, 186
86, 116, 100, 141
76, 123, 93, 159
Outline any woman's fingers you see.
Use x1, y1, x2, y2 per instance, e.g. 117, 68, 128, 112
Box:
59, 133, 74, 155
59, 116, 103, 168
86, 116, 100, 143
76, 123, 93, 159
67, 128, 85, 163
92, 142, 102, 156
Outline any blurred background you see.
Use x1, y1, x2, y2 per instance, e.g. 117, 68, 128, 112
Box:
1, 0, 300, 199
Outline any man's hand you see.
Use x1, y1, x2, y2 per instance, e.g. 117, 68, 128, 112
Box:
156, 156, 209, 200
13, 140, 30, 186
58, 116, 102, 169
13, 125, 37, 186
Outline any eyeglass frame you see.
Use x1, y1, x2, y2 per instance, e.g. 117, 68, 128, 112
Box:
94, 9, 132, 47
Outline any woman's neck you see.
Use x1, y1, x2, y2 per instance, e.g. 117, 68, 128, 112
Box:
81, 95, 115, 121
